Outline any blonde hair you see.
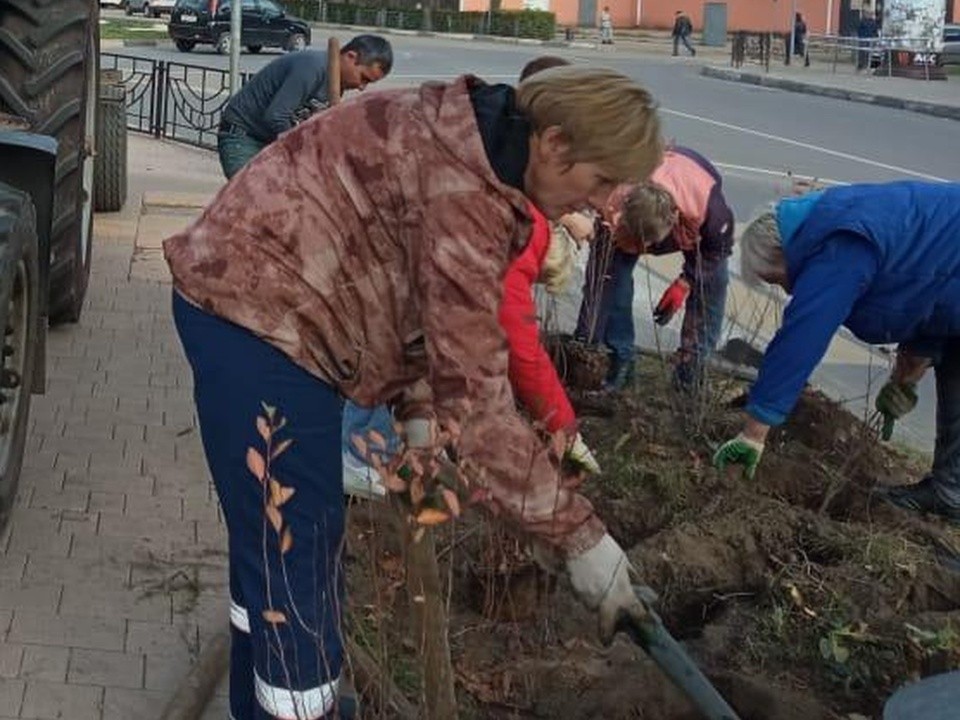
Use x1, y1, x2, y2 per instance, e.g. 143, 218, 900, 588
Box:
539, 223, 576, 294
516, 66, 663, 183
619, 182, 675, 253
739, 207, 783, 287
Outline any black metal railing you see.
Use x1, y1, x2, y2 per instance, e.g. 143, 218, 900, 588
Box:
101, 53, 251, 150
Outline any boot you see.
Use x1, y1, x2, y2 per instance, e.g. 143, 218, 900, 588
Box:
877, 477, 960, 525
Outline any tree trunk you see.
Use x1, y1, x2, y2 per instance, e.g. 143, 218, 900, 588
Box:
403, 523, 458, 720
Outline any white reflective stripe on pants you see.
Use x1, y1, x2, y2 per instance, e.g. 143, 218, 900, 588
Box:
230, 599, 250, 633
255, 670, 340, 720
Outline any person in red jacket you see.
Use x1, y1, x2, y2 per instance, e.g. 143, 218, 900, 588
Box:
344, 202, 600, 499
501, 202, 599, 470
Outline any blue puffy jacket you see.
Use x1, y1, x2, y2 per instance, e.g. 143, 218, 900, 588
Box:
747, 181, 960, 426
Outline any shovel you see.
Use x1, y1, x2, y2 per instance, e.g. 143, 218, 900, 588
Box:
617, 591, 742, 720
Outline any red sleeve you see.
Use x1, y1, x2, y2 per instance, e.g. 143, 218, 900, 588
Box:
498, 204, 577, 434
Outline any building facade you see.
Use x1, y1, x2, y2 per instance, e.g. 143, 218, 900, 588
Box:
460, 0, 958, 37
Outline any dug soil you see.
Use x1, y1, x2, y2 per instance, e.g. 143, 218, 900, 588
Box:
343, 354, 960, 720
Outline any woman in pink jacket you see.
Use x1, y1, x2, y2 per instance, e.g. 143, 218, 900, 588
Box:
164, 67, 662, 720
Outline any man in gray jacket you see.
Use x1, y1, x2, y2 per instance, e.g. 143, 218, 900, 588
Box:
217, 34, 393, 178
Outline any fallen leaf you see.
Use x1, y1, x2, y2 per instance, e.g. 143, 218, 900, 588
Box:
613, 432, 632, 453
262, 609, 287, 624
416, 508, 450, 526
266, 504, 283, 533
281, 528, 293, 554
246, 447, 266, 482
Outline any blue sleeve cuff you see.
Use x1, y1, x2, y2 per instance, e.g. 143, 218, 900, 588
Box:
745, 402, 786, 427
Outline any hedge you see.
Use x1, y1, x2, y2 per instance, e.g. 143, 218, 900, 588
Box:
279, 1, 557, 40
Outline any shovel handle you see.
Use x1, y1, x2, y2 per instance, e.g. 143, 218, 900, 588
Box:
618, 613, 742, 720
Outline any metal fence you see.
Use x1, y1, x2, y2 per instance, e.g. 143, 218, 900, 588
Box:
100, 53, 252, 150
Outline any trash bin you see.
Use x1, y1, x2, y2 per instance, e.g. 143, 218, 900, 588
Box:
702, 2, 727, 46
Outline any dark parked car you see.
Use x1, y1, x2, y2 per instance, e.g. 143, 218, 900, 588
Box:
168, 0, 311, 54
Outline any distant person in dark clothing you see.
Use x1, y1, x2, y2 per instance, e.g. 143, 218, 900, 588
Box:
217, 34, 393, 178
794, 12, 810, 65
856, 12, 879, 70
672, 10, 696, 56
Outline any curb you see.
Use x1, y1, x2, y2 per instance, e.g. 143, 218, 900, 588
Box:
701, 65, 960, 122
311, 21, 592, 48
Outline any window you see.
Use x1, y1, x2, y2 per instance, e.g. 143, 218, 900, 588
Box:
260, 0, 282, 13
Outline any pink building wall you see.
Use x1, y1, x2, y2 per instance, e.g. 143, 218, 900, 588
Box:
458, 0, 955, 33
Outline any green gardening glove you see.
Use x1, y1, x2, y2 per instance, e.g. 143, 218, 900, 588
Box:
712, 433, 765, 480
875, 381, 918, 441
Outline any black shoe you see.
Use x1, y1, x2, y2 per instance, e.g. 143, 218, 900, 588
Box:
877, 477, 960, 525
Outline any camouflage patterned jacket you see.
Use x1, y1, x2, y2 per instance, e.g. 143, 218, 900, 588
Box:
163, 76, 605, 556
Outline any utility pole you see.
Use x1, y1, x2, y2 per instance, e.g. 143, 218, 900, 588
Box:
229, 0, 242, 94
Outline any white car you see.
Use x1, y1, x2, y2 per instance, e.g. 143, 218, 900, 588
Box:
99, 0, 126, 7
125, 0, 176, 17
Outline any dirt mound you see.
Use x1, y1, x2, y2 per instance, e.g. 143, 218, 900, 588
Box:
345, 355, 960, 719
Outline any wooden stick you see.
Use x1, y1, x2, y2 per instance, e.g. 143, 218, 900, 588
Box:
327, 37, 342, 106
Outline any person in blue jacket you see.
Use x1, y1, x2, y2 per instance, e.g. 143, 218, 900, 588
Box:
713, 181, 960, 524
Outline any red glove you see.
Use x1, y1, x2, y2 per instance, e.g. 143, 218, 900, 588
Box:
653, 277, 690, 326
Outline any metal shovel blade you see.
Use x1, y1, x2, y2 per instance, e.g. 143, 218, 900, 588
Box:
618, 609, 742, 720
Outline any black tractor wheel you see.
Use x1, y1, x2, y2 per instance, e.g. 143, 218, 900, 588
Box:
0, 0, 99, 323
93, 82, 127, 213
0, 186, 41, 533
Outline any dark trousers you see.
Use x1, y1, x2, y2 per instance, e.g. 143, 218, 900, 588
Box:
174, 292, 345, 719
906, 338, 960, 506
673, 33, 696, 55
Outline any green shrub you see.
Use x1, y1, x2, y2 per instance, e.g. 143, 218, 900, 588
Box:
279, 2, 556, 41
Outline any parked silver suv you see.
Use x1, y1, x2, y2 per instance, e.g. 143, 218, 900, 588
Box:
125, 0, 176, 17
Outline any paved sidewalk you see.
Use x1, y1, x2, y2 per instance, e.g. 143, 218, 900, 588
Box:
0, 136, 227, 720
702, 59, 960, 121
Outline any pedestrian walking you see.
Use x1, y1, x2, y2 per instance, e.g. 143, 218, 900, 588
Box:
672, 10, 696, 56
599, 6, 614, 44
794, 12, 810, 66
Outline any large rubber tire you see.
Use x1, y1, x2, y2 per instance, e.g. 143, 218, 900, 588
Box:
0, 186, 41, 534
94, 84, 127, 213
0, 0, 98, 324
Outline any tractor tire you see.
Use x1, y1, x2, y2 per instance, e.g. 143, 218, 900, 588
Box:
94, 84, 127, 213
0, 0, 98, 324
0, 185, 41, 534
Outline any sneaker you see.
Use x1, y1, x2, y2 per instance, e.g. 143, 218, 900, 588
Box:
603, 357, 634, 392
342, 452, 387, 501
876, 477, 960, 525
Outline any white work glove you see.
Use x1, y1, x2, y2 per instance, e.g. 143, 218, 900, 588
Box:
565, 433, 601, 475
566, 533, 649, 645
